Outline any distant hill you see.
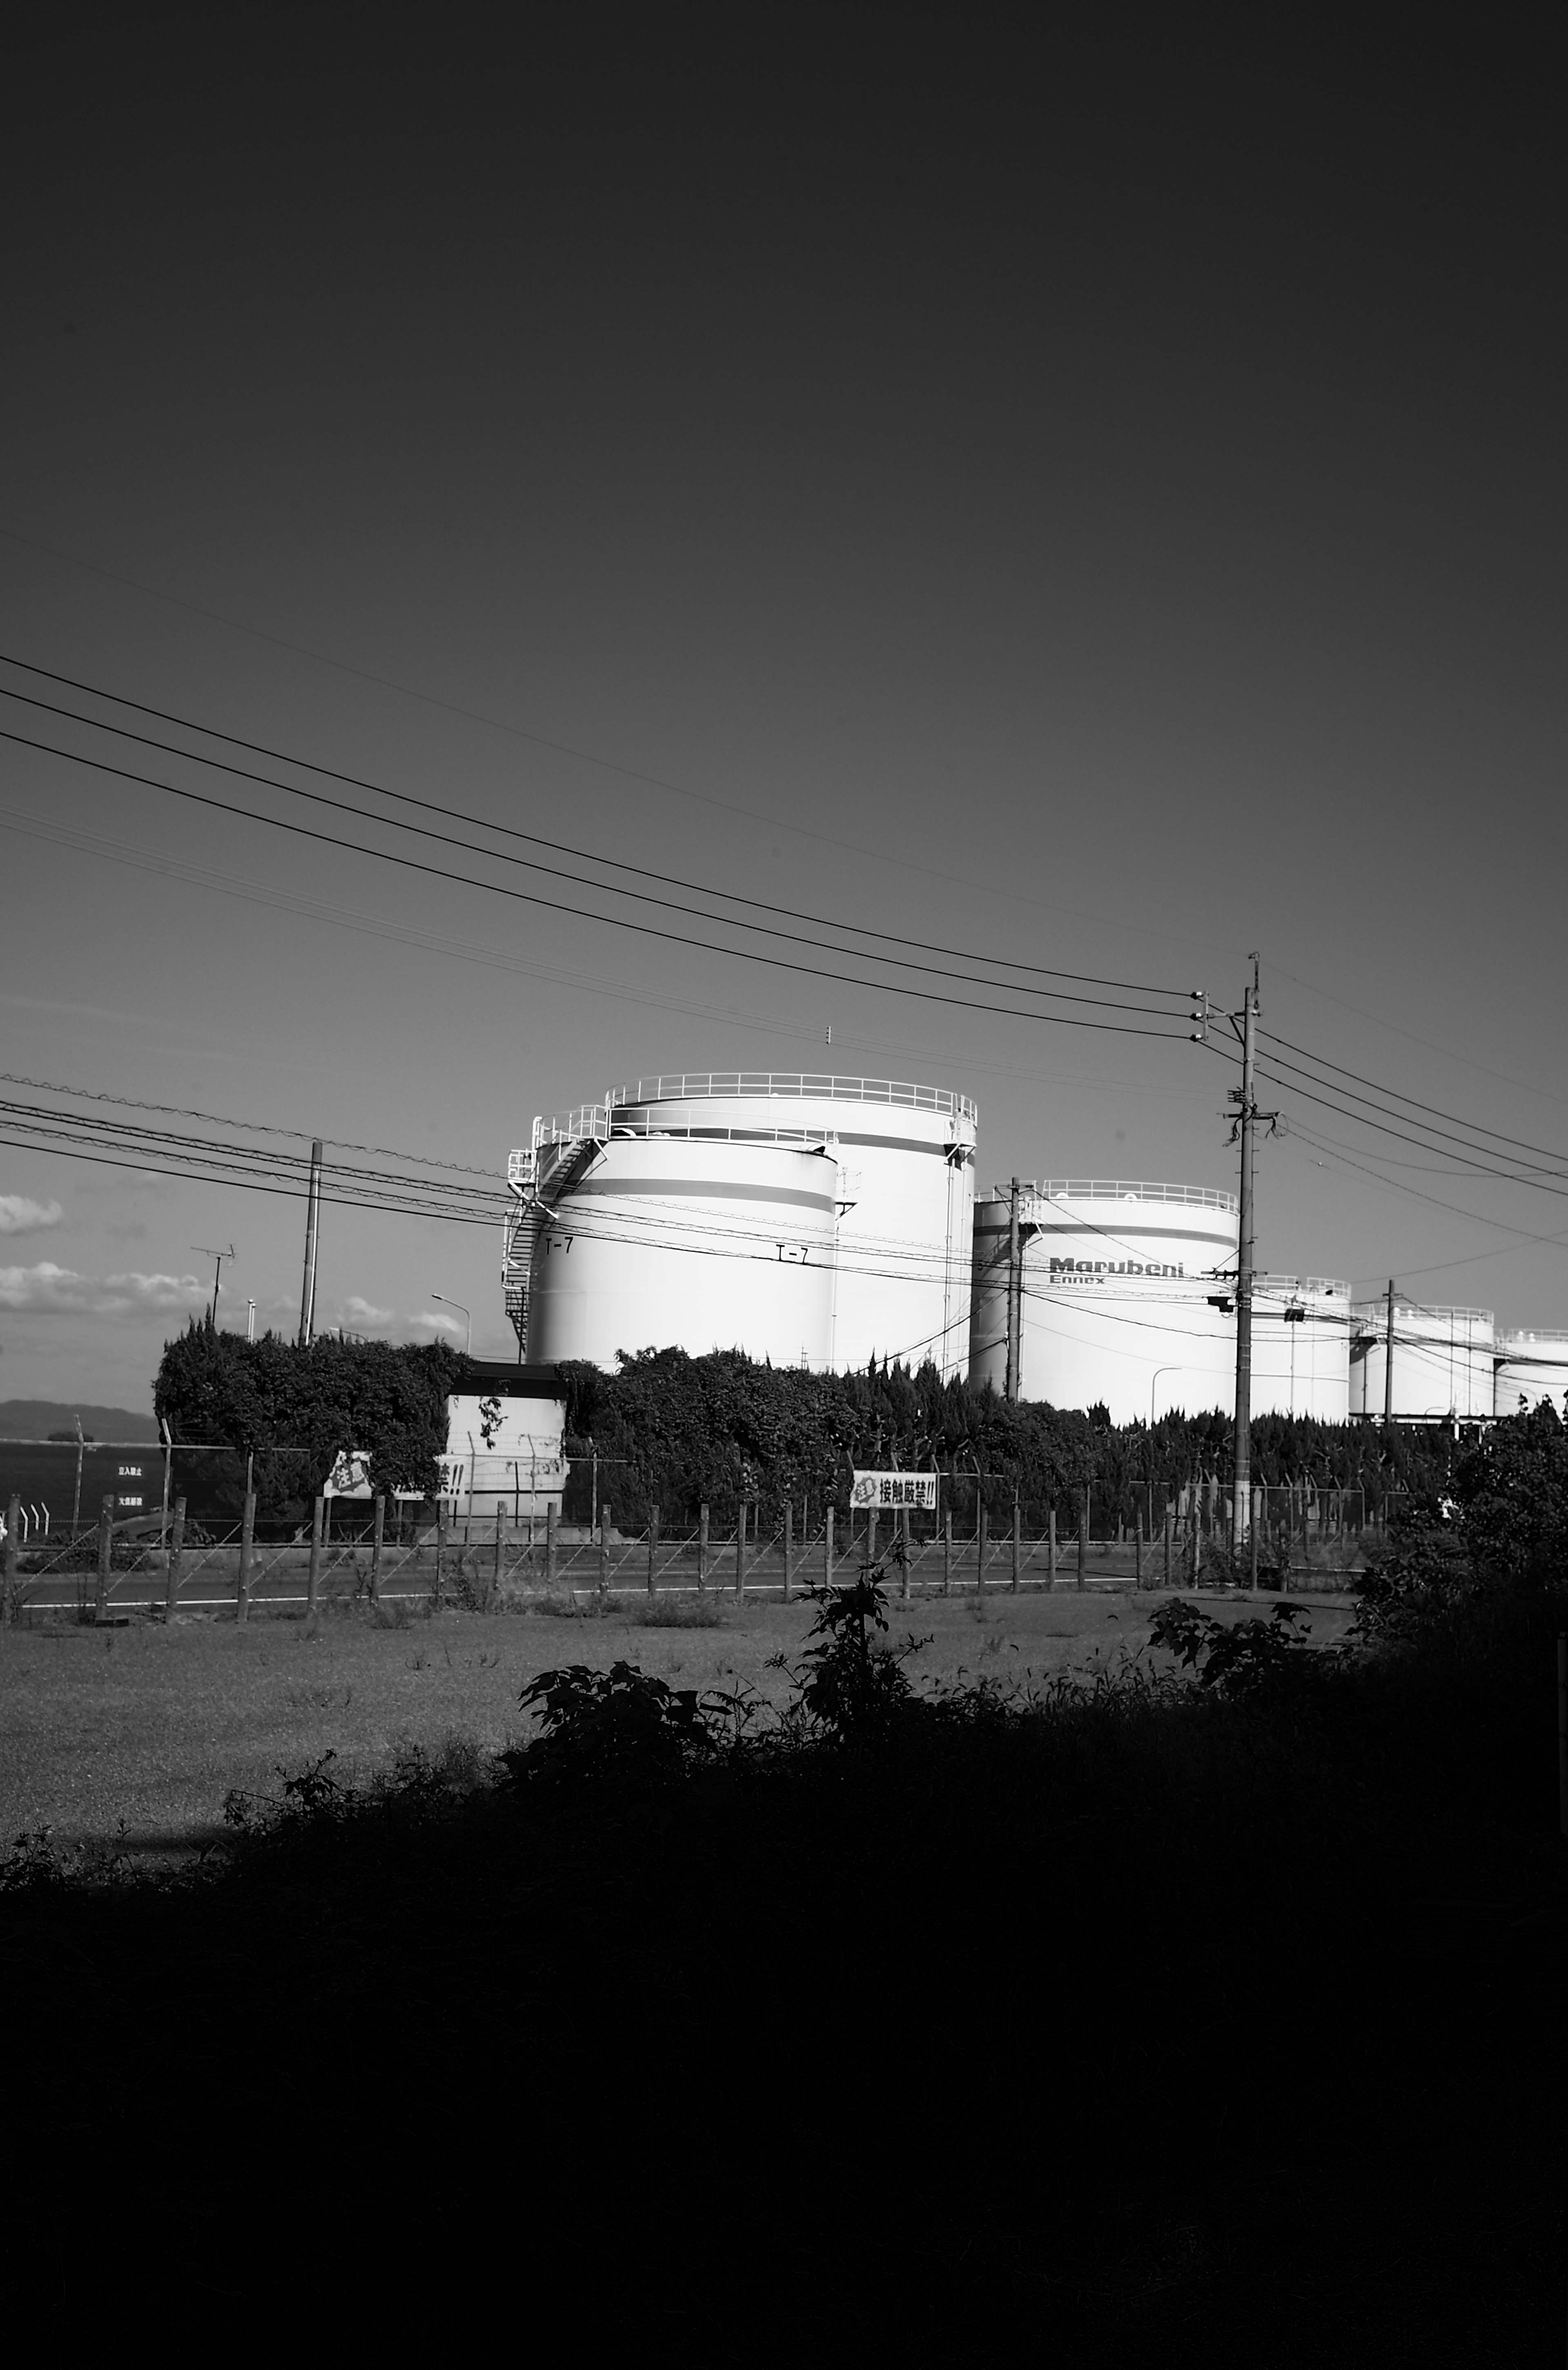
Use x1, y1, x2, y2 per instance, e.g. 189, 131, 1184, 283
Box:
0, 1400, 159, 1443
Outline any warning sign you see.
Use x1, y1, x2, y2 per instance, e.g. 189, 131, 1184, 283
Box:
850, 1470, 938, 1511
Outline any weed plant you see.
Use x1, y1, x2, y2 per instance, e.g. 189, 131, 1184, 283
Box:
626, 1595, 726, 1628
2, 1544, 1565, 2359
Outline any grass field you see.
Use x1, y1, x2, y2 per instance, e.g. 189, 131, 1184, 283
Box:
0, 1586, 1360, 1847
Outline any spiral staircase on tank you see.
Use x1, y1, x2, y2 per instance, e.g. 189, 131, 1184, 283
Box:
502, 1106, 612, 1355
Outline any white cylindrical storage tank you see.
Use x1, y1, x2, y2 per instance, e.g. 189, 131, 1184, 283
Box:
970, 1180, 1239, 1425
550, 1072, 977, 1377
1251, 1276, 1352, 1422
1349, 1301, 1495, 1420
526, 1133, 839, 1370
1493, 1330, 1568, 1417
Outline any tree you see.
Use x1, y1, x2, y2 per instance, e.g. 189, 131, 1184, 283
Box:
154, 1324, 469, 1521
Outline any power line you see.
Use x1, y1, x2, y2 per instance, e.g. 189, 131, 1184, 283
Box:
0, 1071, 497, 1177
0, 652, 1192, 1002
0, 681, 1178, 1016
1258, 1037, 1568, 1179
1204, 1036, 1568, 1204
0, 726, 1190, 1041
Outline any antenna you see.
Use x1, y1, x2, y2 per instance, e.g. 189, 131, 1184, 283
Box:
192, 1243, 236, 1330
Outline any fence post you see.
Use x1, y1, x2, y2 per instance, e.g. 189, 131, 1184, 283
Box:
866, 1506, 878, 1573
697, 1503, 708, 1593
1077, 1488, 1087, 1593
96, 1492, 114, 1622
942, 1509, 952, 1596
600, 1502, 611, 1599
493, 1498, 506, 1609
236, 1489, 255, 1624
435, 1499, 448, 1612
1048, 1507, 1056, 1593
305, 1495, 323, 1617
3, 1493, 18, 1625
782, 1501, 793, 1602
646, 1503, 659, 1597
545, 1501, 556, 1590
1164, 1506, 1172, 1588
824, 1504, 833, 1589
1134, 1508, 1142, 1588
164, 1495, 185, 1622
1011, 1501, 1021, 1595
976, 1500, 987, 1597
735, 1503, 745, 1597
1250, 1487, 1261, 1592
901, 1504, 911, 1601
370, 1494, 385, 1606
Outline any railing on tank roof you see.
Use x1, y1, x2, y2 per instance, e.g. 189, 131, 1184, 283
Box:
1254, 1274, 1352, 1299
1350, 1302, 1495, 1325
530, 1105, 612, 1154
1499, 1329, 1568, 1348
1000, 1179, 1239, 1215
606, 1073, 978, 1123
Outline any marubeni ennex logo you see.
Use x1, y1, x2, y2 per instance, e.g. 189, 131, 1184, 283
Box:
1048, 1258, 1187, 1280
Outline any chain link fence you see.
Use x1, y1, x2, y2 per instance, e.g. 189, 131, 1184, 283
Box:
1, 1441, 1408, 1621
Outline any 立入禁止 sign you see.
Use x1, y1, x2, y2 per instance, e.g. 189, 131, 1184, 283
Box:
850, 1470, 938, 1511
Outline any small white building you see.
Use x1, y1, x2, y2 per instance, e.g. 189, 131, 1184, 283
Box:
325, 1364, 568, 1524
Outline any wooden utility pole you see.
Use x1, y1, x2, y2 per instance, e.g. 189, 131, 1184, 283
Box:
165, 1496, 185, 1622
95, 1493, 114, 1621
307, 1494, 323, 1616
236, 1489, 255, 1624
3, 1495, 18, 1625
1004, 1177, 1022, 1404
298, 1145, 323, 1346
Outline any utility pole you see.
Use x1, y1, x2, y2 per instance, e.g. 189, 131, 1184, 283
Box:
1232, 963, 1258, 1552
298, 1140, 323, 1346
1194, 961, 1274, 1554
1004, 1177, 1022, 1404
194, 1244, 236, 1331
1384, 1278, 1396, 1427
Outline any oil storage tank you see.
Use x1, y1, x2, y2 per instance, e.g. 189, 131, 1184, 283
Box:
1349, 1301, 1495, 1419
969, 1180, 1239, 1425
1251, 1276, 1353, 1422
1493, 1330, 1568, 1416
506, 1072, 977, 1375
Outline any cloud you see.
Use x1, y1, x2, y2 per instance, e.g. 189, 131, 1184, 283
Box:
340, 1296, 395, 1329
0, 1196, 65, 1235
421, 1309, 468, 1341
0, 1262, 209, 1317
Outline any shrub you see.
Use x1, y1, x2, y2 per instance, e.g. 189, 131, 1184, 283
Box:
505, 1662, 732, 1786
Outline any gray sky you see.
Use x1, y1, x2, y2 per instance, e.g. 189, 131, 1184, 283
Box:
2, 26, 1564, 1412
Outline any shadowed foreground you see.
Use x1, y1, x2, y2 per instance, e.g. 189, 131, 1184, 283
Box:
2, 1585, 1563, 2362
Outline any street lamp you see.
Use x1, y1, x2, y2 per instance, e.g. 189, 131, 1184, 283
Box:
1150, 1368, 1184, 1427
430, 1293, 472, 1356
